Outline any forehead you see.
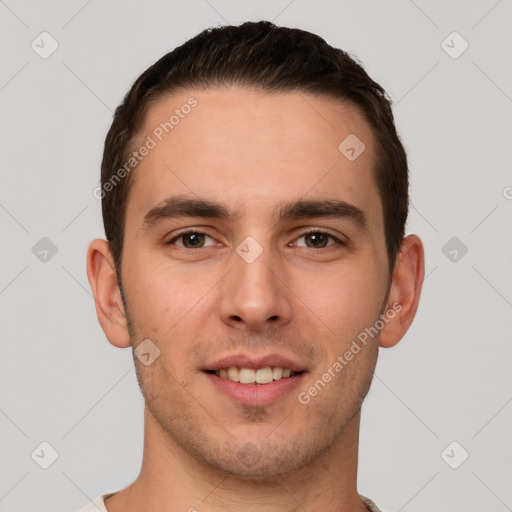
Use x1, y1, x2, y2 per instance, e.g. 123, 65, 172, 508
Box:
125, 87, 382, 232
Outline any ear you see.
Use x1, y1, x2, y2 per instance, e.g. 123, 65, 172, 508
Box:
379, 234, 425, 349
86, 238, 131, 348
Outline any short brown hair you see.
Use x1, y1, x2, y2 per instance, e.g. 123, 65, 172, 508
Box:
101, 21, 409, 282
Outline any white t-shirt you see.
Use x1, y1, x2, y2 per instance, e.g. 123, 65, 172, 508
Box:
75, 492, 115, 512
75, 493, 384, 511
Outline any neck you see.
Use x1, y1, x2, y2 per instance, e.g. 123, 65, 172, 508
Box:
105, 406, 367, 512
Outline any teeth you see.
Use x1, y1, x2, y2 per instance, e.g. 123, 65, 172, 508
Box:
256, 367, 273, 384
272, 367, 283, 380
214, 366, 298, 384
228, 366, 239, 381
239, 368, 256, 384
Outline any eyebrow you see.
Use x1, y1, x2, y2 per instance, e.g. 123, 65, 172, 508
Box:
140, 194, 368, 231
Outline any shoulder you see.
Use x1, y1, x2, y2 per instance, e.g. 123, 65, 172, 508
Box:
359, 494, 385, 512
72, 493, 115, 512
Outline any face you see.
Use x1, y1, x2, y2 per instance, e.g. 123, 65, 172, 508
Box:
119, 87, 392, 479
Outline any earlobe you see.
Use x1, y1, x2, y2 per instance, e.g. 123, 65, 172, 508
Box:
86, 238, 131, 348
379, 234, 425, 349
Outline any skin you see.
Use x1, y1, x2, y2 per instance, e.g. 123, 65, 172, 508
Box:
87, 87, 424, 512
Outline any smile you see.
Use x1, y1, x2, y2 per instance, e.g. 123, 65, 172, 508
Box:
211, 366, 299, 384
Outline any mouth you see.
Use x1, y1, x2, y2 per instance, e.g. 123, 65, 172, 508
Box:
204, 366, 302, 384
201, 354, 308, 406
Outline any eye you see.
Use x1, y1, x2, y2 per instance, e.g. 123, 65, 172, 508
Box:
293, 230, 343, 249
165, 229, 344, 250
166, 231, 216, 249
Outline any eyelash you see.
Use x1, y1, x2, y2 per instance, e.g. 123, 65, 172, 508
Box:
166, 229, 345, 250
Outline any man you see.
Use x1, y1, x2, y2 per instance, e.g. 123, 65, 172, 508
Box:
84, 21, 424, 512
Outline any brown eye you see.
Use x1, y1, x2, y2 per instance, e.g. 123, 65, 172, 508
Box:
182, 233, 205, 248
304, 232, 330, 248
295, 231, 342, 249
167, 231, 214, 249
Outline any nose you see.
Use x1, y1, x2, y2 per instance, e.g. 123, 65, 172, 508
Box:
218, 244, 293, 333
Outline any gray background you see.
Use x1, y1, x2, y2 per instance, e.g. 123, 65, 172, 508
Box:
1, 1, 511, 511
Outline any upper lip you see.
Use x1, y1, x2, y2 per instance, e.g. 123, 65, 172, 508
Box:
202, 353, 308, 372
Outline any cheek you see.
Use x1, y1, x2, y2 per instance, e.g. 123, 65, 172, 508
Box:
126, 261, 212, 366
128, 260, 193, 328
292, 260, 385, 339
297, 333, 378, 430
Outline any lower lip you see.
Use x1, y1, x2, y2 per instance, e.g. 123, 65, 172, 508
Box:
204, 372, 306, 406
